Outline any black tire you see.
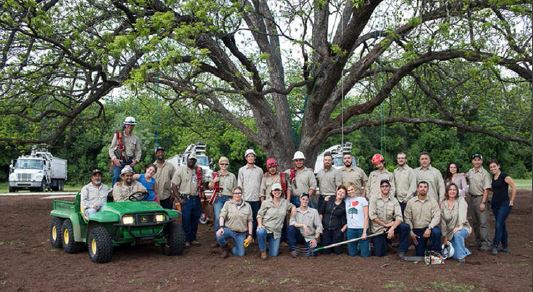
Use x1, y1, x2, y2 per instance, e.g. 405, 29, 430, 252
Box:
59, 180, 65, 191
8, 186, 16, 193
163, 222, 186, 256
50, 217, 63, 248
61, 219, 84, 253
87, 225, 113, 263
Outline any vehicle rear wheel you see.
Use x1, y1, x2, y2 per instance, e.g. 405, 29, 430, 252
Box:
163, 222, 186, 256
61, 219, 84, 253
88, 225, 113, 263
50, 217, 63, 248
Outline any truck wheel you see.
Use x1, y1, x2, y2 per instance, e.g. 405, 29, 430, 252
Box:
50, 217, 63, 248
163, 222, 186, 256
8, 186, 17, 193
88, 226, 113, 263
61, 219, 84, 253
59, 180, 65, 191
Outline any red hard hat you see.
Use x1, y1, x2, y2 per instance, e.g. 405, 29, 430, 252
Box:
371, 153, 384, 165
266, 158, 278, 168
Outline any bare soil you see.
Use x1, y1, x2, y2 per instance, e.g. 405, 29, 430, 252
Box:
0, 191, 531, 291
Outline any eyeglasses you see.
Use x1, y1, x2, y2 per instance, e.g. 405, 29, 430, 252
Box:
347, 189, 356, 192
220, 163, 229, 166
380, 185, 390, 188
233, 192, 242, 195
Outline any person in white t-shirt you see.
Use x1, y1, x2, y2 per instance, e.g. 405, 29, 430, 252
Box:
345, 182, 369, 257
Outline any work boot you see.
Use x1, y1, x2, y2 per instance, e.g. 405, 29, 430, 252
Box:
191, 240, 201, 246
221, 243, 232, 259
398, 252, 406, 260
290, 250, 298, 258
260, 251, 268, 260
491, 247, 498, 256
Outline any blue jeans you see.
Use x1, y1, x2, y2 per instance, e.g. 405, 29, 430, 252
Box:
373, 223, 410, 257
213, 195, 231, 236
492, 201, 511, 249
451, 228, 471, 260
412, 227, 442, 256
257, 227, 281, 256
181, 196, 202, 242
287, 225, 316, 256
111, 160, 132, 186
347, 228, 370, 257
216, 227, 246, 256
247, 201, 261, 238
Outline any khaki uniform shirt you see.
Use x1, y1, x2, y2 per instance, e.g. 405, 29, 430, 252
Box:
289, 207, 323, 241
394, 164, 417, 203
257, 198, 293, 239
367, 169, 396, 201
153, 160, 176, 200
404, 196, 441, 235
414, 166, 445, 202
108, 132, 142, 161
316, 167, 342, 196
80, 183, 109, 211
284, 167, 317, 197
220, 200, 252, 233
171, 166, 201, 196
238, 164, 263, 202
210, 172, 237, 197
340, 166, 368, 196
112, 181, 147, 202
260, 172, 292, 199
369, 195, 403, 233
466, 167, 491, 197
440, 197, 471, 240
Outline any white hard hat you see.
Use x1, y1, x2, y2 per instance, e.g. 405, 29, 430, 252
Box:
244, 149, 256, 158
120, 165, 134, 175
441, 243, 455, 259
293, 151, 305, 160
124, 116, 137, 125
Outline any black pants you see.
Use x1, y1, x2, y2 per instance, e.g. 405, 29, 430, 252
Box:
321, 228, 344, 254
160, 197, 174, 209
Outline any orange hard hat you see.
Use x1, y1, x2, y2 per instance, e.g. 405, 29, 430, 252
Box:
371, 153, 384, 165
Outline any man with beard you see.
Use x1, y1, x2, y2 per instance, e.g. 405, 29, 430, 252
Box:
404, 181, 442, 256
393, 152, 417, 214
80, 169, 110, 219
316, 152, 342, 209
366, 153, 396, 201
414, 152, 445, 202
172, 153, 204, 247
340, 152, 368, 198
284, 151, 317, 208
112, 165, 147, 202
153, 146, 176, 209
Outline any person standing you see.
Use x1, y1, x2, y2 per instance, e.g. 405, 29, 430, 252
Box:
260, 158, 292, 202
393, 152, 416, 214
109, 116, 142, 186
153, 146, 176, 209
288, 194, 323, 257
466, 153, 492, 251
316, 152, 342, 209
340, 153, 368, 199
256, 183, 295, 259
345, 182, 370, 257
238, 149, 263, 238
367, 153, 395, 201
369, 179, 410, 258
440, 183, 472, 263
319, 186, 347, 255
488, 159, 516, 255
444, 162, 468, 197
80, 169, 110, 219
414, 152, 445, 202
216, 187, 253, 258
404, 181, 442, 256
171, 153, 204, 247
209, 156, 237, 240
284, 151, 317, 208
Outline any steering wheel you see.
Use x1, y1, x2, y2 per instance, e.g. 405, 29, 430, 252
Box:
128, 191, 149, 201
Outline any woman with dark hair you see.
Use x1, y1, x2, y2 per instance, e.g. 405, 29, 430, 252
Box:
440, 183, 471, 263
444, 162, 468, 197
488, 159, 516, 255
319, 185, 347, 254
133, 164, 158, 201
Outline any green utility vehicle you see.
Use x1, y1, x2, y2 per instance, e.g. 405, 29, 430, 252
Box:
49, 192, 185, 263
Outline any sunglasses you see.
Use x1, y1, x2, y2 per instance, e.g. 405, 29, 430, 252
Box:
220, 163, 229, 166
233, 192, 242, 195
380, 185, 390, 188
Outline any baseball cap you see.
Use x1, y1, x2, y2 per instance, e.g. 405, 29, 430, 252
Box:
471, 153, 483, 160
380, 179, 391, 186
120, 165, 134, 175
271, 183, 282, 190
91, 169, 103, 175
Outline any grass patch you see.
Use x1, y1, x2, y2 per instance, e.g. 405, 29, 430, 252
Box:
425, 281, 478, 292
0, 182, 83, 193
384, 280, 406, 290
514, 179, 532, 190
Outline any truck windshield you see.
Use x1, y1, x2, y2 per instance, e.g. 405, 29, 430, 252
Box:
15, 159, 43, 170
196, 156, 209, 167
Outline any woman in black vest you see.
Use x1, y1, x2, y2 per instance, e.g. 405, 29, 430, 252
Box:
319, 186, 347, 254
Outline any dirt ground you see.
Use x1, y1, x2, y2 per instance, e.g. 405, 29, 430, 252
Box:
0, 191, 531, 291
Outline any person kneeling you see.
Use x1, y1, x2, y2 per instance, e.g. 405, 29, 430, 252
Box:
288, 194, 323, 257
216, 187, 253, 258
369, 179, 410, 258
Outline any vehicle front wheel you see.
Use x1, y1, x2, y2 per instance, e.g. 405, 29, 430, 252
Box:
8, 186, 17, 193
50, 217, 63, 248
61, 219, 84, 253
163, 222, 186, 256
88, 225, 113, 263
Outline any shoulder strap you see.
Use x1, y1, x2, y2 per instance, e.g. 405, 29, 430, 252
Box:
196, 166, 204, 196
115, 131, 125, 160
209, 172, 219, 205
280, 173, 287, 198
